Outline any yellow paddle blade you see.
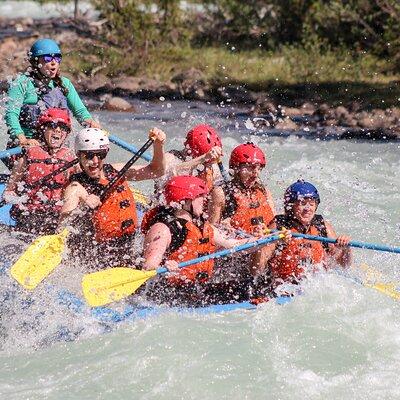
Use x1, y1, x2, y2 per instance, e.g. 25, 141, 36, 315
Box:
10, 229, 69, 290
132, 188, 149, 206
357, 264, 400, 300
364, 282, 400, 301
82, 267, 157, 307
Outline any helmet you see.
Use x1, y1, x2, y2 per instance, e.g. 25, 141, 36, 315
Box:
284, 180, 320, 210
229, 143, 266, 168
37, 108, 71, 129
75, 128, 110, 152
29, 38, 62, 58
184, 124, 222, 157
164, 175, 209, 204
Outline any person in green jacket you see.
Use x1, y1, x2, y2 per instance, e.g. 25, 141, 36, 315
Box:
4, 38, 99, 166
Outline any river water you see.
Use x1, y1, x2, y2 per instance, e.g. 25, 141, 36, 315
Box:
0, 100, 399, 399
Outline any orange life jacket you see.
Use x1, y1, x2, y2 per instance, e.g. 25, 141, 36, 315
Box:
14, 145, 74, 213
71, 164, 138, 242
268, 214, 328, 282
197, 166, 215, 190
142, 207, 215, 284
222, 182, 274, 234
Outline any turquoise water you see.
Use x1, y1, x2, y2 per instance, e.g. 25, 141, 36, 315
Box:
1, 100, 399, 399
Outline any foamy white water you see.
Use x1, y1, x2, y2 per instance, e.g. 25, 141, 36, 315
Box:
0, 100, 399, 399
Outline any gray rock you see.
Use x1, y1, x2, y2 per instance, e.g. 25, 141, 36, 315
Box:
101, 96, 135, 112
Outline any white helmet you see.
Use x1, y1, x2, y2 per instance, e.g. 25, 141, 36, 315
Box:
75, 128, 110, 152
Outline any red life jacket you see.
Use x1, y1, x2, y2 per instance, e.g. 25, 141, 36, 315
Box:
14, 145, 74, 213
268, 214, 328, 282
142, 206, 215, 284
222, 182, 274, 234
70, 164, 138, 242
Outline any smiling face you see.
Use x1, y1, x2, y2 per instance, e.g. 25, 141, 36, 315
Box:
236, 163, 262, 188
37, 55, 61, 79
42, 123, 69, 150
78, 150, 108, 180
292, 198, 318, 226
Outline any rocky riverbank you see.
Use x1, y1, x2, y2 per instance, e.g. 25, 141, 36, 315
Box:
1, 16, 399, 140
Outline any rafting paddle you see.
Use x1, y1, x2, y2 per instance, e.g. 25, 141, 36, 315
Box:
82, 233, 284, 307
10, 138, 154, 290
263, 229, 400, 255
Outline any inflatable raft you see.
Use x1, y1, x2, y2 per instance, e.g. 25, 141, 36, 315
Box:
0, 180, 293, 328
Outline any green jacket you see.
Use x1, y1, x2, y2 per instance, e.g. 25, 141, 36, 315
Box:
4, 74, 92, 139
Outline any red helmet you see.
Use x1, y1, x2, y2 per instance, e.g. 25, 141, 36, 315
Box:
164, 175, 209, 204
37, 108, 71, 129
229, 143, 266, 169
184, 124, 222, 157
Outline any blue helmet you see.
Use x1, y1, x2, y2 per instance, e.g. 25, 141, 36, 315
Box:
29, 38, 61, 58
284, 180, 320, 211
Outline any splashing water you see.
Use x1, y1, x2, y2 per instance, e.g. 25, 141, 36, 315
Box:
0, 100, 399, 399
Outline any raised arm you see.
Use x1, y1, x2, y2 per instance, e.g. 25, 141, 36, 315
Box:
114, 128, 166, 181
173, 146, 222, 175
208, 185, 226, 225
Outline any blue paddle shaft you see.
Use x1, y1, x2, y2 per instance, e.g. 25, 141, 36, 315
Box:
290, 232, 400, 254
238, 228, 400, 255
0, 147, 22, 160
0, 137, 150, 161
156, 234, 282, 274
109, 135, 152, 162
218, 162, 230, 182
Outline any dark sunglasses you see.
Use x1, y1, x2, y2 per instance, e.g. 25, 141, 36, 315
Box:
43, 121, 70, 132
43, 54, 62, 64
81, 150, 108, 160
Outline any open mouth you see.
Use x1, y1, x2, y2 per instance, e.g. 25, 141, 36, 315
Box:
49, 134, 62, 145
47, 66, 58, 76
88, 165, 100, 175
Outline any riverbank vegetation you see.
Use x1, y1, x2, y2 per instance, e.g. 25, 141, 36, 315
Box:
10, 0, 400, 107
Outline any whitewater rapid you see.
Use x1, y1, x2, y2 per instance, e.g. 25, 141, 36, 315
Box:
0, 100, 399, 399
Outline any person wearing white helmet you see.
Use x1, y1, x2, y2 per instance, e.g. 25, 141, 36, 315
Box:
59, 127, 166, 268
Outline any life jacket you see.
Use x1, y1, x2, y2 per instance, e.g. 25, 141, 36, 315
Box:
142, 206, 215, 284
196, 165, 215, 190
268, 214, 328, 282
19, 79, 68, 129
12, 145, 74, 214
222, 182, 274, 234
70, 164, 138, 242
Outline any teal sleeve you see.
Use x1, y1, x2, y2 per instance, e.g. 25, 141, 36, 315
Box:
4, 75, 31, 138
63, 78, 92, 124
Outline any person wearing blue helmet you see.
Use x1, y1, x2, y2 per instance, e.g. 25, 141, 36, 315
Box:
251, 180, 352, 295
3, 38, 100, 167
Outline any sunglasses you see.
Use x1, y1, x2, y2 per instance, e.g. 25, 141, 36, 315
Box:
81, 150, 108, 160
43, 54, 62, 64
44, 122, 70, 132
